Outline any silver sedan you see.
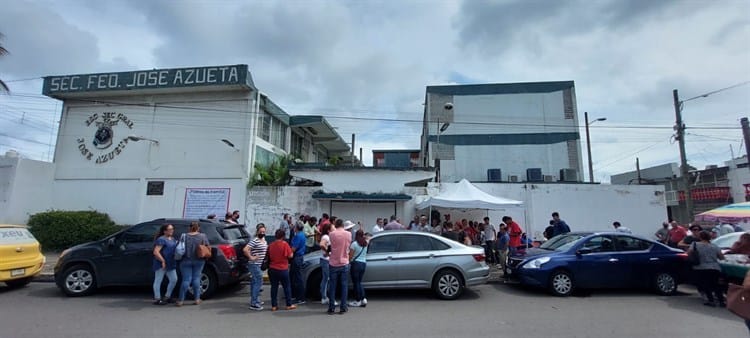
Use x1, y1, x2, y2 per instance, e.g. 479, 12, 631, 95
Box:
303, 230, 490, 300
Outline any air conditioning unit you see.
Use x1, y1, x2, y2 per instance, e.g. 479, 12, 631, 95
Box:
487, 169, 502, 182
509, 175, 519, 182
559, 168, 579, 182
526, 168, 543, 182
543, 175, 555, 182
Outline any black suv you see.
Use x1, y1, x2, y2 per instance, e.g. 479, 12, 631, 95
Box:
54, 219, 249, 298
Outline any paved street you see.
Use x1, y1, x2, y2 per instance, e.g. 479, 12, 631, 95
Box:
0, 281, 745, 338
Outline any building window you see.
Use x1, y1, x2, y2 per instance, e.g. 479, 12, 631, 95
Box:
271, 118, 287, 150
255, 146, 274, 166
259, 112, 271, 142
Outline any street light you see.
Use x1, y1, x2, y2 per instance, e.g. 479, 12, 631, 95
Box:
584, 112, 606, 183
127, 135, 159, 145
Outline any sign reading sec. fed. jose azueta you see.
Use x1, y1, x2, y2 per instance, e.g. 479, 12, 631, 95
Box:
43, 64, 250, 95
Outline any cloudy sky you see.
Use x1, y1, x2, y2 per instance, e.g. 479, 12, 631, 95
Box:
0, 0, 748, 183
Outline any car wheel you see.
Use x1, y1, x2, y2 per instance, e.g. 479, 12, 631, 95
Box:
433, 269, 464, 300
60, 264, 97, 297
5, 277, 33, 288
549, 270, 574, 297
654, 272, 677, 295
306, 269, 322, 300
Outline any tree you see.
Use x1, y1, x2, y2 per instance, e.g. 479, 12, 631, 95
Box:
0, 33, 8, 92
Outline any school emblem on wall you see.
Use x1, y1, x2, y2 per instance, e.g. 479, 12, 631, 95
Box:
76, 112, 134, 164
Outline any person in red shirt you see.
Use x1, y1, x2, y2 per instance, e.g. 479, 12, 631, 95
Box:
503, 216, 523, 255
267, 229, 296, 311
667, 222, 687, 248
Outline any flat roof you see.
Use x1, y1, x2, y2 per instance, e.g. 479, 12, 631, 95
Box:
426, 81, 574, 96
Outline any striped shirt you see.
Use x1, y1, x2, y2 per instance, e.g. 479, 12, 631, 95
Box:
247, 238, 267, 266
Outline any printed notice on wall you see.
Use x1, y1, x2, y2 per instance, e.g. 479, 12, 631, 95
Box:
183, 188, 231, 219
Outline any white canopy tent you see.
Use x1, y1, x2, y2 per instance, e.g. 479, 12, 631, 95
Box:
417, 179, 524, 210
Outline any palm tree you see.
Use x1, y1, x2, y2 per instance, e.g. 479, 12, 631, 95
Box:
0, 33, 8, 92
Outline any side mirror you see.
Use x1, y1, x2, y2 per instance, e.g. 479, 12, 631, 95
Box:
576, 248, 592, 256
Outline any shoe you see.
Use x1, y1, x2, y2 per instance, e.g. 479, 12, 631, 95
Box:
361, 298, 367, 307
194, 299, 202, 305
175, 301, 183, 307
286, 304, 297, 310
248, 304, 264, 311
271, 306, 278, 312
165, 298, 176, 304
294, 300, 306, 305
703, 301, 717, 307
327, 309, 335, 315
321, 298, 329, 305
260, 301, 265, 305
334, 300, 340, 306
338, 309, 347, 315
153, 299, 167, 305
496, 264, 503, 269
348, 300, 361, 307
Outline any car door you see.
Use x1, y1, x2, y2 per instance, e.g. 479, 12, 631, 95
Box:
394, 234, 438, 287
96, 222, 161, 285
363, 234, 400, 287
614, 235, 660, 288
569, 235, 628, 289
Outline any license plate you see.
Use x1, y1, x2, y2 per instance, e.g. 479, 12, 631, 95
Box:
11, 268, 25, 277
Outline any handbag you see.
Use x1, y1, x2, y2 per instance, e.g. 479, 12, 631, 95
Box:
174, 234, 186, 260
196, 238, 212, 259
687, 242, 700, 266
727, 283, 750, 320
260, 247, 271, 271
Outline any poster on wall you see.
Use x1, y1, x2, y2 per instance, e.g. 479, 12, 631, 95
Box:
183, 188, 231, 219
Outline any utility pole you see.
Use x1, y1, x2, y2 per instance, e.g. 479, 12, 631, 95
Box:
741, 118, 750, 170
351, 133, 355, 166
674, 89, 693, 223
585, 112, 593, 183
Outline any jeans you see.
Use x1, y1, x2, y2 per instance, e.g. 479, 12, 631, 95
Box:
178, 259, 205, 301
350, 261, 366, 301
153, 268, 177, 300
328, 264, 349, 312
320, 258, 330, 300
268, 268, 292, 307
484, 241, 496, 264
291, 255, 306, 301
249, 264, 263, 306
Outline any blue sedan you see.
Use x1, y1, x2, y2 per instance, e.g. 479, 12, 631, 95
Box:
509, 232, 690, 296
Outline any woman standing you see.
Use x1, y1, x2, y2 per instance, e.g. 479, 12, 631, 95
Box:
177, 221, 210, 306
319, 222, 334, 305
267, 229, 297, 311
152, 224, 177, 305
688, 230, 726, 307
243, 223, 267, 311
348, 229, 368, 308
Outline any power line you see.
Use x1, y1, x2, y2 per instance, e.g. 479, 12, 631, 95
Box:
682, 81, 750, 103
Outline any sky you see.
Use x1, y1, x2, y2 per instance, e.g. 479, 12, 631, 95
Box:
0, 0, 748, 183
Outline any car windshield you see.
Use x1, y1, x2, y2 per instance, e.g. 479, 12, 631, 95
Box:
539, 234, 586, 251
220, 225, 248, 241
713, 232, 742, 249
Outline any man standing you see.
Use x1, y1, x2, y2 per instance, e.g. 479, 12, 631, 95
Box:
551, 212, 571, 237
232, 210, 241, 224
279, 213, 291, 242
496, 225, 510, 277
372, 218, 384, 233
504, 216, 523, 255
482, 217, 497, 264
290, 222, 306, 305
613, 221, 632, 234
327, 219, 352, 315
383, 215, 405, 230
417, 215, 432, 232
655, 222, 670, 244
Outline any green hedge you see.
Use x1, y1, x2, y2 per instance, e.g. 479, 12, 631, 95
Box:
27, 210, 124, 251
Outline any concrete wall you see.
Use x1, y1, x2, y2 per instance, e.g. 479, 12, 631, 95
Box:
245, 183, 666, 241
726, 157, 750, 203
0, 156, 55, 224
51, 90, 255, 224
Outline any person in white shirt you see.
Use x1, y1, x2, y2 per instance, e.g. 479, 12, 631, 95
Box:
482, 217, 498, 264
371, 218, 384, 233
613, 221, 632, 234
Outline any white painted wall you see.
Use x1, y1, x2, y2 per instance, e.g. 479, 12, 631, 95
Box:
726, 158, 750, 203
0, 156, 55, 224
51, 90, 255, 224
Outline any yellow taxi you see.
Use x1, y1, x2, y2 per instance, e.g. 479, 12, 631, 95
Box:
0, 225, 45, 288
